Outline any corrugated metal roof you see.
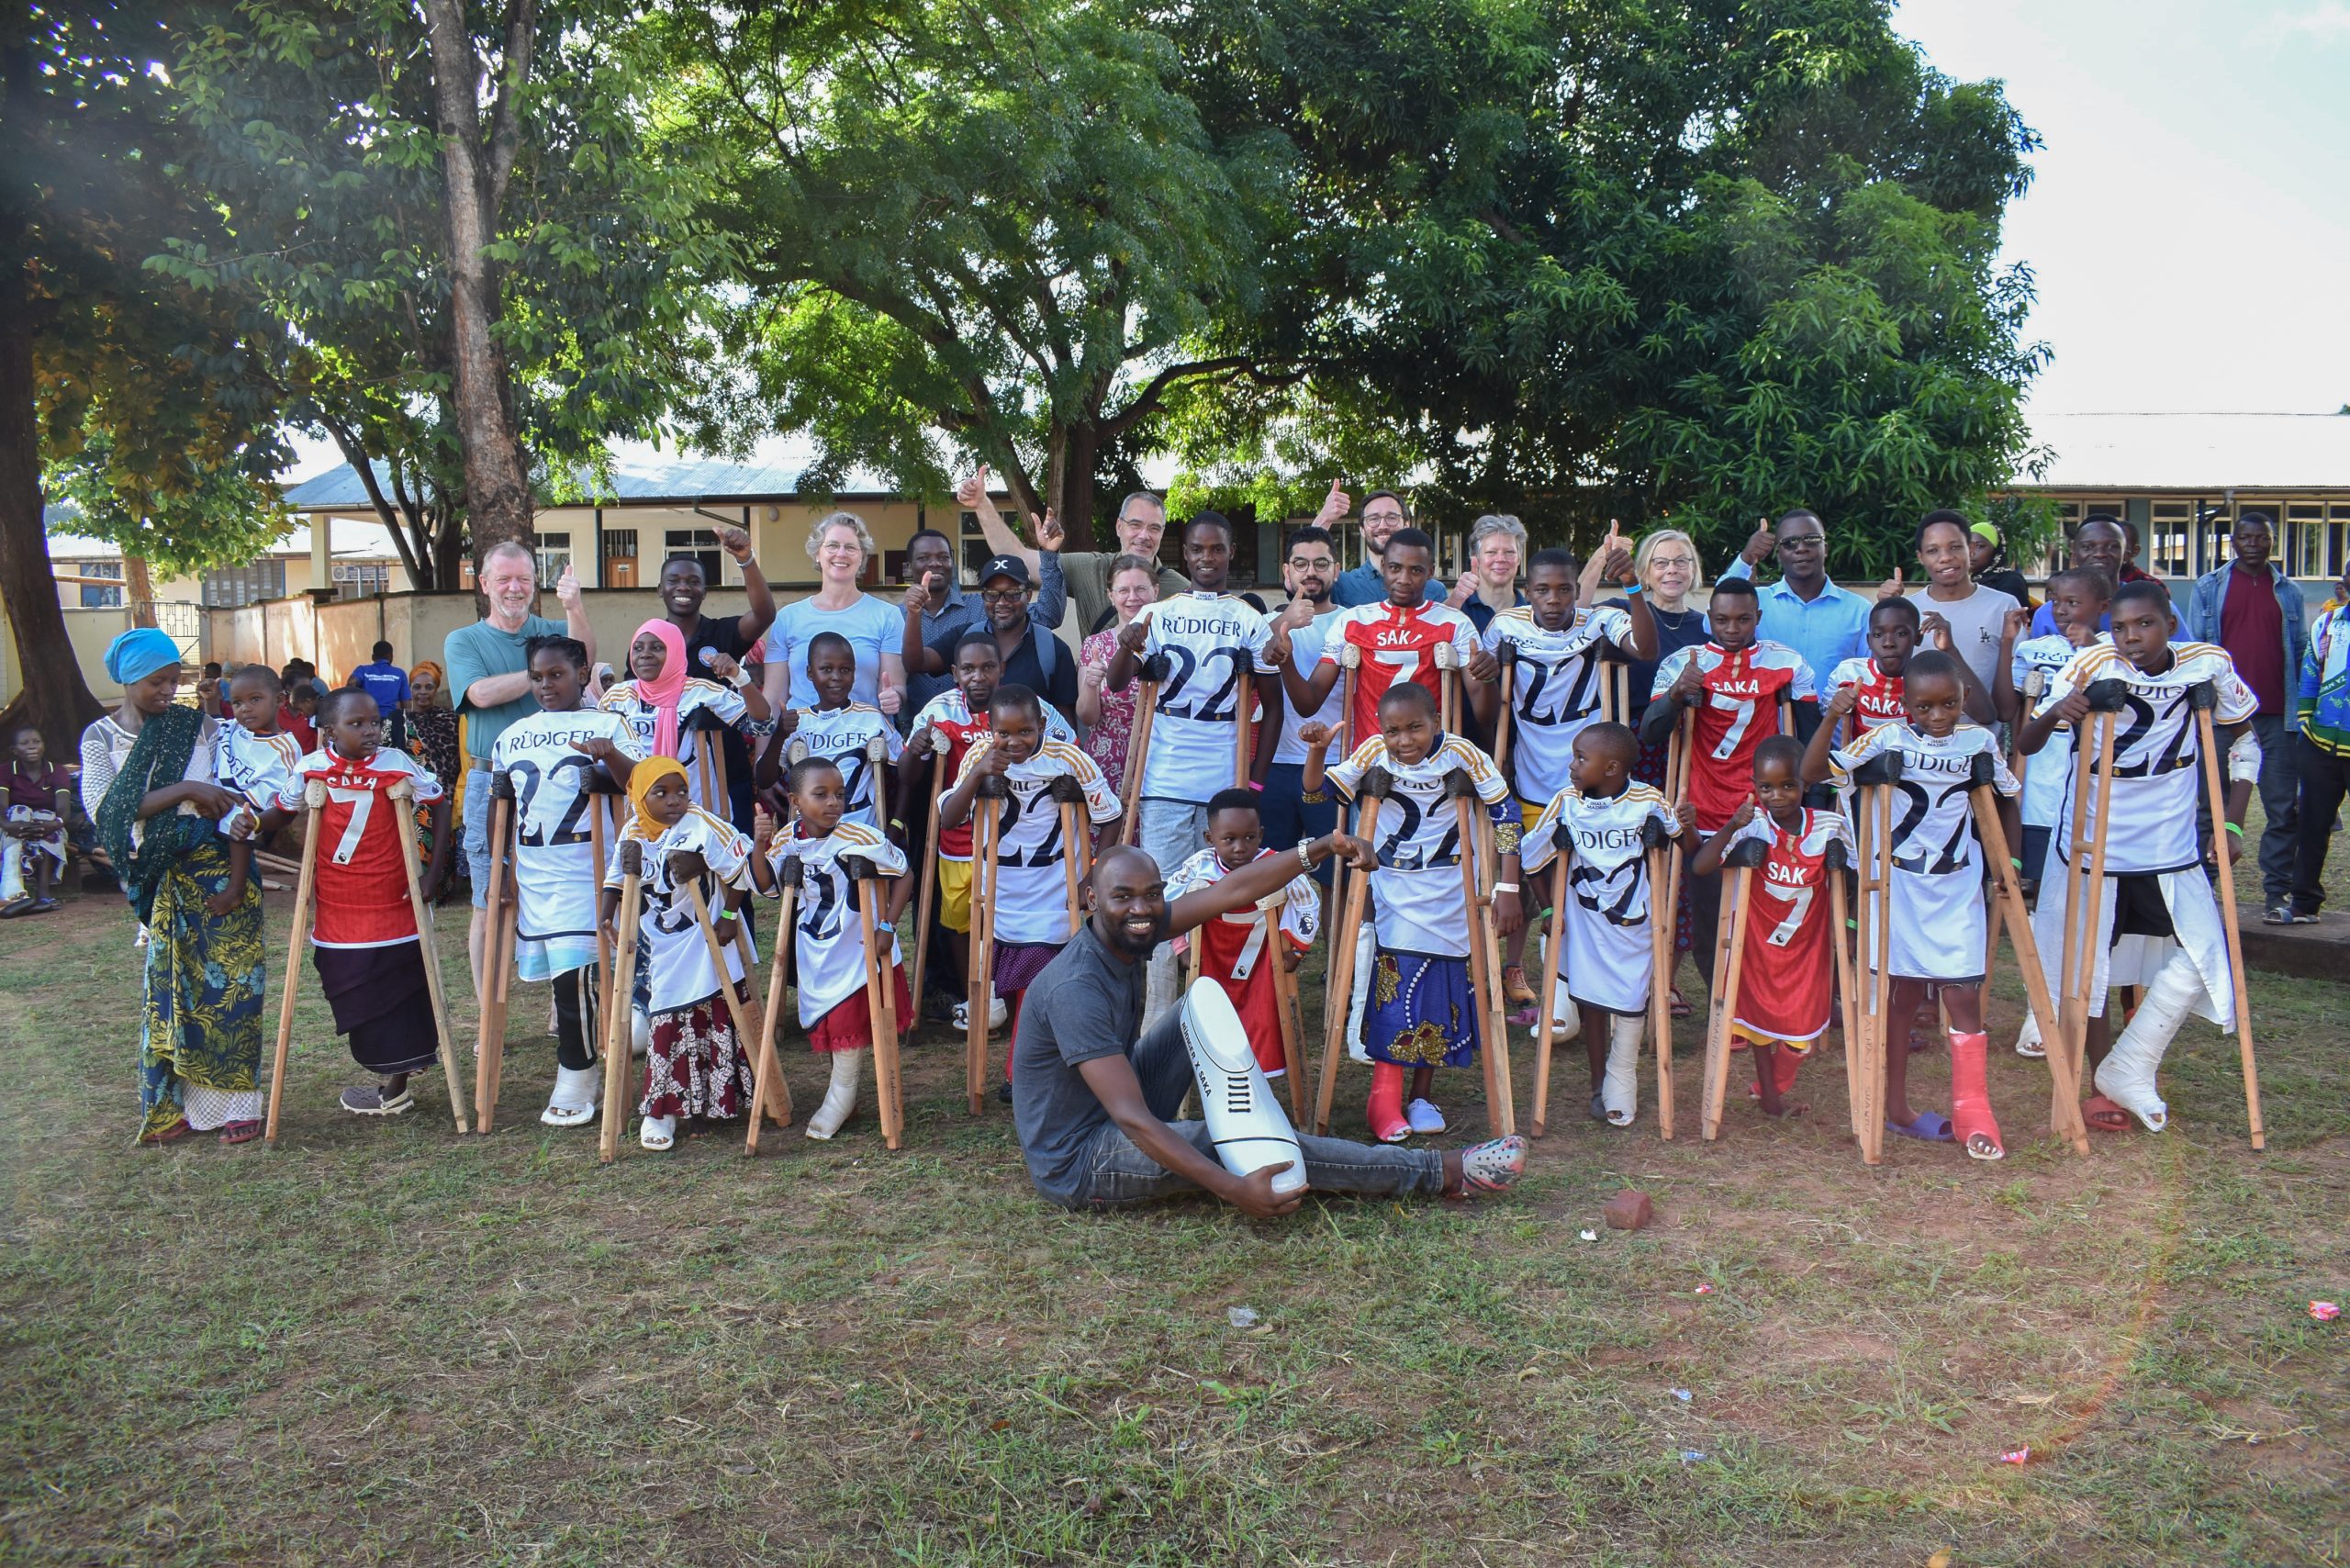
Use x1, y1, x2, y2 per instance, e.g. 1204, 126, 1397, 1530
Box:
2030, 411, 2350, 491
276, 447, 904, 510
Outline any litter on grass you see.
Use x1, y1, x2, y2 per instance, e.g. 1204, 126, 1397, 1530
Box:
2311, 1301, 2340, 1322
1670, 1388, 1693, 1403
1999, 1447, 2031, 1464
1677, 1450, 1707, 1464
1579, 1229, 1599, 1242
1225, 1306, 1260, 1328
1694, 1284, 1714, 1294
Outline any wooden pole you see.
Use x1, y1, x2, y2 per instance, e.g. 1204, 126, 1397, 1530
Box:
599, 840, 644, 1164
474, 771, 517, 1133
386, 778, 470, 1135
1825, 837, 1862, 1144
906, 726, 946, 1035
744, 857, 799, 1156
2058, 686, 2122, 1138
1313, 771, 1387, 1136
1493, 641, 1517, 778
1701, 841, 1764, 1141
1052, 776, 1086, 937
1530, 854, 1570, 1137
1448, 769, 1515, 1137
1967, 765, 2087, 1153
1263, 892, 1309, 1123
677, 863, 766, 1129
1118, 665, 1161, 845
263, 780, 325, 1146
2191, 688, 2265, 1149
965, 780, 1003, 1114
845, 854, 905, 1150
1234, 669, 1254, 790
1435, 639, 1460, 735
589, 783, 614, 1029
1985, 668, 2047, 993
1648, 834, 1676, 1140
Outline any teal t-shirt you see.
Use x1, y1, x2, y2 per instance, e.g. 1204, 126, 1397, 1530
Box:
444, 614, 567, 761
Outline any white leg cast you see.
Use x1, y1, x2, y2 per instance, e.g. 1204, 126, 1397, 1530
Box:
2093, 951, 2203, 1132
541, 1065, 601, 1127
640, 1113, 677, 1150
1346, 922, 1375, 1062
631, 1005, 651, 1059
1547, 975, 1582, 1038
806, 1048, 866, 1140
1603, 1013, 1644, 1126
2014, 1012, 2044, 1058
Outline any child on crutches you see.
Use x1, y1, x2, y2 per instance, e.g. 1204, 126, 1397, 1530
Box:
1802, 652, 2021, 1159
1519, 722, 1680, 1130
599, 618, 768, 815
1687, 737, 1851, 1126
759, 752, 914, 1140
486, 635, 642, 1128
755, 631, 901, 834
2017, 582, 2261, 1139
251, 689, 453, 1120
1164, 788, 1324, 1094
940, 685, 1120, 1100
1303, 682, 1520, 1141
598, 756, 760, 1151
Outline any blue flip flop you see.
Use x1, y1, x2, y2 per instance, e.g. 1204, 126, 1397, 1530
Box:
1887, 1110, 1955, 1143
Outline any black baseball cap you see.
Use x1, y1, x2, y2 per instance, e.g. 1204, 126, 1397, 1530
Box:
979, 555, 1032, 588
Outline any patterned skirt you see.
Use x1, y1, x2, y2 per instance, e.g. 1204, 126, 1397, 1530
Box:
641, 989, 757, 1120
137, 843, 266, 1139
1364, 950, 1481, 1068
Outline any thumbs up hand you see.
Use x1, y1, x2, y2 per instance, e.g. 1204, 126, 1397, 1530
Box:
1877, 566, 1907, 602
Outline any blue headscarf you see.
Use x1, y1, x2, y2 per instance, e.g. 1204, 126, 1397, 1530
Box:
104, 627, 183, 688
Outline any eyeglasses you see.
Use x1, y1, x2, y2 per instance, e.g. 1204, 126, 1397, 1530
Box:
979, 587, 1027, 604
1362, 510, 1406, 524
1648, 554, 1697, 569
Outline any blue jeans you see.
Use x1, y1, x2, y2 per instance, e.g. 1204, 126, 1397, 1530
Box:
1069, 1013, 1446, 1206
464, 765, 493, 909
1259, 763, 1337, 887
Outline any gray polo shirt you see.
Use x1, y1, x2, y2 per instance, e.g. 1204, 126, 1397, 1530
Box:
1057, 552, 1190, 636
1012, 920, 1149, 1205
444, 614, 566, 761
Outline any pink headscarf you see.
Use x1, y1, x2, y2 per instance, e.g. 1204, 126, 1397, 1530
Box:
630, 618, 689, 760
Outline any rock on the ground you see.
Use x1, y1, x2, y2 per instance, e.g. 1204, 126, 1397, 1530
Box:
1602, 1189, 1653, 1230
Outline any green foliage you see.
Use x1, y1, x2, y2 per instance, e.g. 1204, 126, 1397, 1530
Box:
45, 433, 292, 580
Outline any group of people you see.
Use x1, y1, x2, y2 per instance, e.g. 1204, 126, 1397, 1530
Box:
69, 487, 2285, 1217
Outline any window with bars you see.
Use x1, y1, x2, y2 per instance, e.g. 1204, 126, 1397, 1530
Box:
957, 510, 1013, 583
202, 560, 287, 607
65, 560, 124, 608
663, 528, 725, 585
532, 531, 572, 587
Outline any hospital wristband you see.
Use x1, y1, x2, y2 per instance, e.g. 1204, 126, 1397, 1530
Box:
1493, 881, 1519, 894
2224, 822, 2243, 837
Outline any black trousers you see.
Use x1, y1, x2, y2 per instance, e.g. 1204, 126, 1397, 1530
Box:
2290, 734, 2350, 915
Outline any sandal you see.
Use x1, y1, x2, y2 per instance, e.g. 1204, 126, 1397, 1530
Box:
138, 1120, 195, 1147
2082, 1094, 2134, 1134
218, 1119, 263, 1145
1669, 988, 1692, 1019
1886, 1110, 1955, 1142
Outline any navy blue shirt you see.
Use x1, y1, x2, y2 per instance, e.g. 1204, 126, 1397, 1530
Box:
1332, 560, 1447, 609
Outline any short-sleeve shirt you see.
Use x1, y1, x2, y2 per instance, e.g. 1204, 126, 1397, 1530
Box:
764, 594, 902, 709
924, 623, 1080, 719
352, 660, 411, 715
1270, 609, 1348, 767
1913, 586, 2020, 695
269, 747, 444, 947
1649, 640, 1818, 832
1827, 722, 2017, 981
2041, 641, 2255, 876
949, 735, 1121, 946
908, 689, 1077, 858
1483, 604, 1636, 805
444, 615, 567, 761
599, 678, 747, 812
782, 704, 903, 832
1061, 552, 1191, 638
490, 708, 643, 955
1131, 592, 1276, 804
2009, 633, 2098, 830
1318, 600, 1483, 746
767, 820, 907, 1027
1010, 920, 1153, 1206
215, 724, 305, 829
1519, 782, 1680, 1015
1824, 657, 1907, 740
1325, 733, 1510, 959
1331, 560, 1447, 609
1718, 807, 1852, 1044
605, 805, 755, 1014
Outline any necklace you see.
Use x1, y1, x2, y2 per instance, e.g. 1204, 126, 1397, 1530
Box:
1650, 603, 1692, 632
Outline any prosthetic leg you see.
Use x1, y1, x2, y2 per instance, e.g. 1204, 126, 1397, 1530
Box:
263, 779, 326, 1146
745, 857, 801, 1156
1700, 834, 1766, 1141
599, 841, 645, 1164
1314, 767, 1390, 1135
386, 778, 470, 1135
474, 770, 520, 1133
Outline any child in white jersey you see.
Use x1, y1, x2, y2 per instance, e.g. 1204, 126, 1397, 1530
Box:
214, 664, 305, 909
1304, 680, 1520, 1142
761, 631, 901, 834
1519, 722, 1682, 1127
941, 684, 1120, 1093
761, 754, 912, 1139
489, 635, 642, 1126
599, 756, 758, 1151
1804, 652, 2022, 1159
1995, 566, 2112, 896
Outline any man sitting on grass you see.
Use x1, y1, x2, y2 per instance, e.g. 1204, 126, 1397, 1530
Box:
1012, 839, 1528, 1215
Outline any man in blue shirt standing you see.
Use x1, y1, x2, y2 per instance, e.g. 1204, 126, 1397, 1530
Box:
1718, 510, 1875, 685
351, 640, 411, 748
1326, 482, 1449, 608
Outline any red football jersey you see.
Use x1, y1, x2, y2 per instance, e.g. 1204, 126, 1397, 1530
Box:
1321, 602, 1481, 745
275, 748, 444, 947
1652, 642, 1818, 832
1826, 656, 1906, 739
1165, 848, 1319, 1075
1726, 808, 1850, 1046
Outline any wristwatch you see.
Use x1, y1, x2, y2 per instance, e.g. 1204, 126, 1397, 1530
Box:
1296, 838, 1320, 872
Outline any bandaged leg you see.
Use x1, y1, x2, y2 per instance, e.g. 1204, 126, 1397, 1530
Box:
2014, 1011, 2044, 1058
1948, 1030, 2002, 1159
1366, 1061, 1409, 1143
1548, 974, 1583, 1039
806, 1047, 864, 1140
1601, 1012, 1643, 1126
1346, 922, 1374, 1063
2093, 949, 2204, 1133
542, 1064, 600, 1126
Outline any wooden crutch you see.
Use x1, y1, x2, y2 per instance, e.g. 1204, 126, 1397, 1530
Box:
1657, 706, 1695, 999
1529, 852, 1571, 1137
1446, 768, 1516, 1136
1326, 640, 1366, 932
1050, 773, 1088, 935
677, 856, 772, 1128
1117, 654, 1165, 845
1314, 767, 1390, 1135
1435, 639, 1460, 734
730, 895, 782, 1126
1493, 640, 1518, 778
744, 855, 801, 1156
695, 743, 721, 820
386, 777, 471, 1135
599, 839, 645, 1164
2055, 680, 2125, 1137
473, 770, 520, 1133
1234, 667, 1256, 790
2190, 682, 2265, 1149
263, 778, 326, 1146
1603, 663, 1631, 726
1966, 753, 2087, 1153
1646, 819, 1677, 1140
711, 731, 733, 822
905, 725, 946, 1031
1984, 668, 2048, 992
588, 775, 616, 1025
1851, 753, 1902, 1164
1262, 889, 1310, 1123
1701, 834, 1767, 1141
845, 853, 907, 1149
1824, 835, 1863, 1144
965, 775, 1006, 1114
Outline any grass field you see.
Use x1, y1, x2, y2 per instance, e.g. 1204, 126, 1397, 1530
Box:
3, 823, 2345, 1566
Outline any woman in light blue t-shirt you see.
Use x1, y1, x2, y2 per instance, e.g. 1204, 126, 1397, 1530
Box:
758, 512, 909, 713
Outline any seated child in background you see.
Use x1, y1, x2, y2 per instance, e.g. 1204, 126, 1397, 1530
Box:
761, 631, 902, 834
1687, 736, 1851, 1120
940, 684, 1120, 1094
280, 682, 320, 753
600, 756, 760, 1151
1163, 787, 1323, 1081
759, 755, 913, 1139
1803, 651, 2021, 1159
2, 724, 96, 914
251, 689, 451, 1117
1518, 722, 1682, 1127
1304, 681, 1520, 1142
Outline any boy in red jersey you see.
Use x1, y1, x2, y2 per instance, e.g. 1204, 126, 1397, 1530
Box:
1163, 789, 1322, 1082
1639, 577, 1818, 982
1687, 736, 1850, 1120
252, 689, 450, 1116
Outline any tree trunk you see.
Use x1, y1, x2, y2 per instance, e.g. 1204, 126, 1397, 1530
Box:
1054, 420, 1101, 553
124, 554, 157, 626
0, 264, 104, 760
420, 0, 535, 569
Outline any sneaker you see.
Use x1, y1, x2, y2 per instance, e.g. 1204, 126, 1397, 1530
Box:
339, 1083, 415, 1116
951, 999, 1010, 1032
994, 1080, 1013, 1104
1404, 1097, 1447, 1135
1456, 1135, 1528, 1197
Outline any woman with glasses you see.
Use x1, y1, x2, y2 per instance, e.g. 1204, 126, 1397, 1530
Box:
759, 513, 910, 719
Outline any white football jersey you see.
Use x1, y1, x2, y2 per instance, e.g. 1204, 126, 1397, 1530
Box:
1325, 734, 1509, 960
2009, 633, 2098, 830
766, 820, 907, 1027
1521, 783, 1680, 1014
1830, 722, 2018, 981
1164, 846, 1322, 977
2042, 642, 2253, 876
952, 736, 1121, 946
599, 678, 747, 811
782, 703, 903, 832
215, 724, 304, 830
1270, 608, 1348, 766
1483, 604, 1636, 805
491, 708, 643, 955
1134, 591, 1276, 803
605, 805, 755, 1014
